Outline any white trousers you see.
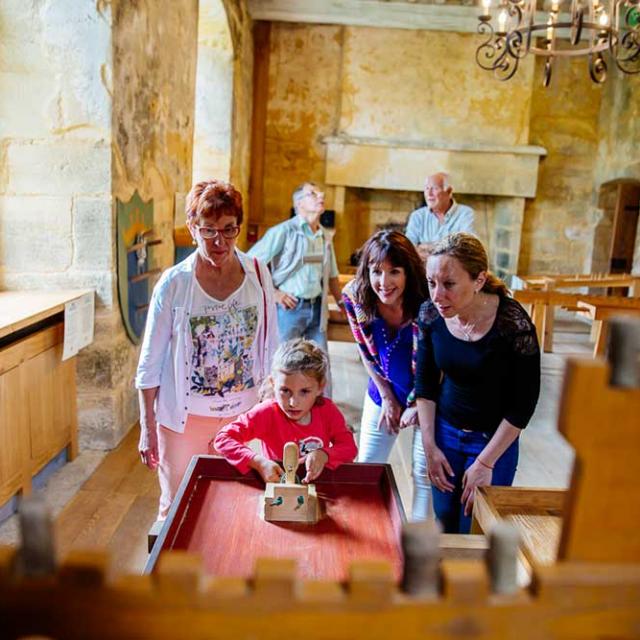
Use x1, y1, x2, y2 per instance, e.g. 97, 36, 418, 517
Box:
357, 394, 432, 521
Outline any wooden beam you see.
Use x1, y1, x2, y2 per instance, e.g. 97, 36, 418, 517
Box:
248, 0, 482, 33
248, 0, 576, 36
248, 21, 271, 225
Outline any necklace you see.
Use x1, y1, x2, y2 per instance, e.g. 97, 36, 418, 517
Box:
455, 316, 478, 341
380, 323, 404, 377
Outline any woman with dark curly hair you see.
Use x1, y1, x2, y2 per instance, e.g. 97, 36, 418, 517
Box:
342, 229, 431, 520
136, 180, 279, 519
416, 232, 540, 533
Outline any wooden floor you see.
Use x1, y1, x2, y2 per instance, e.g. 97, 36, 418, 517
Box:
4, 312, 593, 577
53, 427, 160, 579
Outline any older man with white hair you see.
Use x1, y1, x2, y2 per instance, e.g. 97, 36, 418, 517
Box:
405, 172, 476, 261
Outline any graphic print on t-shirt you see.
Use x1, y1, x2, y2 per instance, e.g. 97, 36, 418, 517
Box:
190, 305, 258, 397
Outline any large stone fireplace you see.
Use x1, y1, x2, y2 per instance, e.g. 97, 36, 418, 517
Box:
323, 135, 547, 280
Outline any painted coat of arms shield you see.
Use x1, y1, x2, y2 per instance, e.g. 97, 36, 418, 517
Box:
116, 191, 159, 344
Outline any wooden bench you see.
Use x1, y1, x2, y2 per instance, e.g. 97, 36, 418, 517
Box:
471, 486, 565, 579
328, 273, 355, 342
516, 272, 640, 295
576, 300, 640, 356
514, 288, 640, 355
514, 273, 640, 352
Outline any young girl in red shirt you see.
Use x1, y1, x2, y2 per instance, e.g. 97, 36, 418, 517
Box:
214, 339, 357, 483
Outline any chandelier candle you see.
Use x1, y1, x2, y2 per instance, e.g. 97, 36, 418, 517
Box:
476, 0, 640, 85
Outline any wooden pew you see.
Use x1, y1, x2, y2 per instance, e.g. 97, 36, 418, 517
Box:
514, 273, 640, 352
2, 318, 640, 639
514, 288, 640, 356
328, 273, 355, 342
517, 272, 640, 295
576, 300, 640, 356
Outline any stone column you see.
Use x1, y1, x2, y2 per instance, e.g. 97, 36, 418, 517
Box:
0, 0, 199, 450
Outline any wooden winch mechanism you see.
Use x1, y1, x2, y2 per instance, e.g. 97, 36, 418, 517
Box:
263, 442, 321, 524
1, 317, 640, 639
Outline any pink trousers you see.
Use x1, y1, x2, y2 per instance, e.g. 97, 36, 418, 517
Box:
157, 413, 237, 519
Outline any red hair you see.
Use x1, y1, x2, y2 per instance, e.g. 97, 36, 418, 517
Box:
186, 180, 243, 225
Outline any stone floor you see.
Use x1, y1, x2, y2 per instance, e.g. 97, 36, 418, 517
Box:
0, 311, 592, 550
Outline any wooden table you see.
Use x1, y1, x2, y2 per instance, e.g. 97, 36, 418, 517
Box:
516, 273, 640, 294
576, 300, 640, 356
146, 456, 406, 581
514, 273, 640, 352
471, 486, 566, 577
0, 289, 92, 505
514, 288, 640, 356
328, 273, 355, 342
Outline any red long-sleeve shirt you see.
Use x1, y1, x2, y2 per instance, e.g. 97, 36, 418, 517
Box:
214, 398, 357, 474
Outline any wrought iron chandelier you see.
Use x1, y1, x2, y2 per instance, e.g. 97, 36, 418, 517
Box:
476, 0, 640, 85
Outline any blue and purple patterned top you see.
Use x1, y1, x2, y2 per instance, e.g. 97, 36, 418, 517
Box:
342, 279, 419, 409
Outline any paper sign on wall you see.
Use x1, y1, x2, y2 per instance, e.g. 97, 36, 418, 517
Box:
62, 292, 95, 361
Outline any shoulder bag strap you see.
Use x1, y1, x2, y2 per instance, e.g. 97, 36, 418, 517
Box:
253, 257, 268, 346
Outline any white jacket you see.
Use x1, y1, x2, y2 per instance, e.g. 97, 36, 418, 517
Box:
135, 250, 279, 432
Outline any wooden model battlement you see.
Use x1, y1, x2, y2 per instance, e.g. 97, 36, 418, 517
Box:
1, 533, 639, 639
1, 317, 639, 639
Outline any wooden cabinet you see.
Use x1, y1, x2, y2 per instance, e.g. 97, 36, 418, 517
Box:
0, 291, 89, 506
0, 322, 78, 505
0, 363, 26, 504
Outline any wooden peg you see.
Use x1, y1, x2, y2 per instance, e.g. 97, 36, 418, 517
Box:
400, 520, 441, 597
282, 441, 299, 485
607, 316, 640, 388
16, 496, 56, 577
487, 522, 520, 595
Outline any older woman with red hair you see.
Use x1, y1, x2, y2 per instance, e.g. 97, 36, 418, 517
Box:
136, 180, 279, 519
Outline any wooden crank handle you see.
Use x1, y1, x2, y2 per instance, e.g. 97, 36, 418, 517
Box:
282, 441, 299, 485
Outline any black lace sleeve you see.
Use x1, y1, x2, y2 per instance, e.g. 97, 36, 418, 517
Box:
415, 300, 441, 401
496, 297, 539, 356
496, 297, 541, 429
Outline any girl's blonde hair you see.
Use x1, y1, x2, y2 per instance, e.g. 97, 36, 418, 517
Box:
260, 339, 328, 400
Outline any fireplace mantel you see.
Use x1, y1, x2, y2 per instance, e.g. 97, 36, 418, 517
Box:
323, 135, 547, 198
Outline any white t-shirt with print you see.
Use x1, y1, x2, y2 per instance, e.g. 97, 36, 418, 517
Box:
188, 275, 262, 417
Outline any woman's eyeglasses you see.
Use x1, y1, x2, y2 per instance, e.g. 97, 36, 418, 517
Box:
195, 225, 241, 240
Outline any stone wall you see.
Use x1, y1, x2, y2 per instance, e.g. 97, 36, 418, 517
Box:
0, 0, 112, 294
338, 28, 532, 146
258, 22, 540, 272
593, 69, 640, 273
261, 24, 343, 226
0, 1, 114, 449
520, 57, 603, 274
223, 0, 254, 248
0, 0, 201, 451
99, 0, 198, 449
255, 21, 638, 277
192, 0, 234, 186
